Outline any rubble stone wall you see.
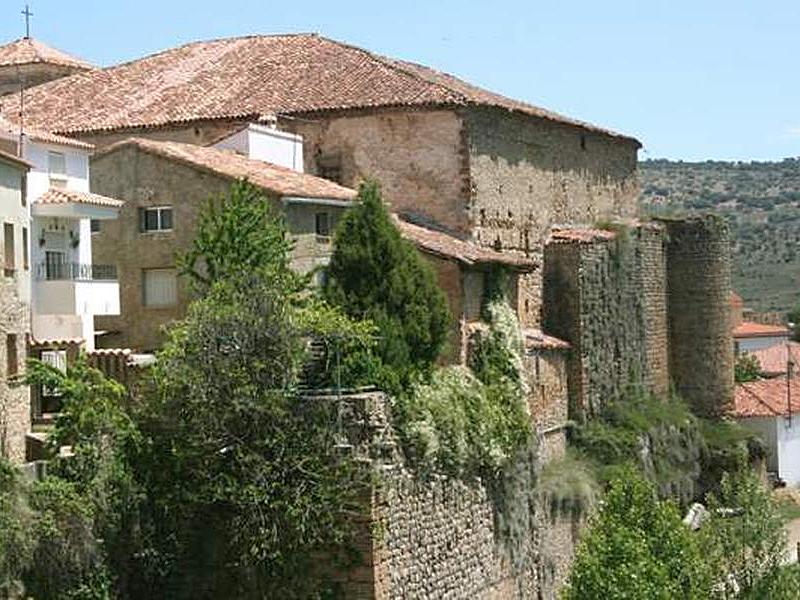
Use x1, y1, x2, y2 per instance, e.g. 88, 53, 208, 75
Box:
464, 107, 640, 326
660, 216, 734, 417
542, 224, 669, 418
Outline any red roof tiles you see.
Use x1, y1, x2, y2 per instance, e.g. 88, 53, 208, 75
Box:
732, 377, 800, 418
523, 328, 571, 351
394, 215, 538, 270
0, 114, 94, 150
749, 342, 800, 377
0, 37, 92, 70
2, 34, 639, 144
733, 321, 791, 339
37, 188, 124, 208
96, 137, 356, 201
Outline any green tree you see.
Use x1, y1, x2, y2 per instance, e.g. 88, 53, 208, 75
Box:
735, 352, 762, 383
178, 179, 305, 296
564, 467, 713, 599
0, 458, 35, 598
324, 180, 450, 385
702, 471, 796, 597
788, 303, 800, 342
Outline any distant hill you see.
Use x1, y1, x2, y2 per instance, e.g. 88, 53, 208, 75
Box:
639, 158, 800, 314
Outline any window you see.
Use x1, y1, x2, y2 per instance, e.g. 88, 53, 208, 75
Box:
6, 334, 17, 377
3, 223, 14, 275
90, 219, 101, 234
22, 227, 28, 270
143, 268, 178, 307
315, 212, 330, 237
48, 151, 67, 189
139, 207, 173, 232
40, 350, 67, 397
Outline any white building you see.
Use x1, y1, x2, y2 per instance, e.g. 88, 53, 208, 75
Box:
0, 116, 123, 421
733, 377, 800, 485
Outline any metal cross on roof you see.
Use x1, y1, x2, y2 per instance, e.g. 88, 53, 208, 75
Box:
22, 4, 33, 39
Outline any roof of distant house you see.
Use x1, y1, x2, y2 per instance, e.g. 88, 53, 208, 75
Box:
0, 148, 31, 169
37, 188, 124, 208
0, 114, 94, 150
0, 33, 639, 144
0, 37, 93, 70
95, 137, 357, 201
731, 377, 800, 418
733, 321, 791, 339
523, 328, 571, 351
749, 342, 800, 376
393, 215, 538, 270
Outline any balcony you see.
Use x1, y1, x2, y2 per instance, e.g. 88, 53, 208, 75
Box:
33, 262, 120, 318
36, 262, 117, 282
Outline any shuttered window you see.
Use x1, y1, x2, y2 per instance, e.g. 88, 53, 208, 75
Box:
3, 223, 14, 274
143, 268, 178, 307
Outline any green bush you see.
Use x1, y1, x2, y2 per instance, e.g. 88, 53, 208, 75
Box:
735, 352, 762, 383
564, 468, 713, 599
324, 180, 450, 385
0, 459, 35, 597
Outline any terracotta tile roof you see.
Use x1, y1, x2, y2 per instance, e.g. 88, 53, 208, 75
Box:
548, 227, 618, 244
37, 188, 124, 208
749, 342, 800, 376
0, 37, 93, 70
96, 137, 356, 201
731, 377, 800, 418
0, 148, 31, 169
30, 337, 84, 347
523, 328, 571, 351
733, 321, 791, 339
2, 34, 639, 144
0, 114, 94, 150
393, 215, 538, 270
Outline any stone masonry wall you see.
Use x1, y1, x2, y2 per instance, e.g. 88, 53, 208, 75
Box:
464, 107, 640, 327
0, 278, 29, 463
311, 383, 575, 600
659, 216, 734, 417
542, 224, 669, 419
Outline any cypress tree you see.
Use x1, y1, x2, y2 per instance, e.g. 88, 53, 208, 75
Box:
325, 180, 450, 381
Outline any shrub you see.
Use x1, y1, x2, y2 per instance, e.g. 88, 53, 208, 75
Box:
564, 468, 713, 599
735, 352, 762, 383
324, 180, 450, 383
0, 459, 35, 597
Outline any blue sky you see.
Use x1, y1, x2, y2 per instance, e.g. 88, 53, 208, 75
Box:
1, 0, 798, 161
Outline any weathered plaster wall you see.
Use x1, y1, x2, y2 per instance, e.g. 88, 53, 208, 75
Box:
464, 107, 640, 326
660, 216, 734, 417
283, 109, 469, 235
0, 62, 89, 97
542, 224, 669, 418
91, 146, 339, 351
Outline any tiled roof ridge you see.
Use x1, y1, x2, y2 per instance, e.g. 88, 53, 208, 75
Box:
38, 188, 125, 208
0, 36, 93, 69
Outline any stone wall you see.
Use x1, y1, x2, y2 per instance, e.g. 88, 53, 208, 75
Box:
464, 107, 640, 326
0, 62, 89, 97
659, 216, 734, 417
0, 280, 29, 463
542, 224, 669, 418
306, 385, 575, 600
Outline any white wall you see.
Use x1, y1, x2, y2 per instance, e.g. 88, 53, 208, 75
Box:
777, 415, 800, 485
738, 335, 791, 353
22, 139, 90, 201
739, 416, 779, 472
214, 123, 304, 171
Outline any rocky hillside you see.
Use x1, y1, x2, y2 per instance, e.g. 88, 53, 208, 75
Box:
639, 158, 800, 313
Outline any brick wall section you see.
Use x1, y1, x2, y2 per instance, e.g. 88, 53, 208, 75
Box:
464, 107, 640, 326
91, 145, 342, 351
659, 216, 734, 417
542, 224, 669, 418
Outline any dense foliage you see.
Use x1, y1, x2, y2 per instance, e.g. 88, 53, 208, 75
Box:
324, 180, 450, 388
735, 352, 763, 383
564, 468, 713, 599
4, 181, 375, 599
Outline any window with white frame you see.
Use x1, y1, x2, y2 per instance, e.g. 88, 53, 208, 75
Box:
139, 207, 173, 232
48, 151, 67, 189
41, 350, 67, 396
143, 268, 178, 307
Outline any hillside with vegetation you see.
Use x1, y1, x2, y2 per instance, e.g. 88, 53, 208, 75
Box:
640, 158, 800, 313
